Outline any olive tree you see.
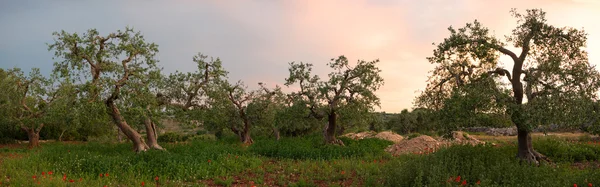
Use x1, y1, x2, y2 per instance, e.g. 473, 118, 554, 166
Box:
416, 9, 600, 163
49, 27, 161, 152
160, 53, 227, 113
285, 56, 384, 145
0, 68, 68, 147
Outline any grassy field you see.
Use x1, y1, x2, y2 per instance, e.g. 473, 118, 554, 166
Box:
1, 134, 600, 186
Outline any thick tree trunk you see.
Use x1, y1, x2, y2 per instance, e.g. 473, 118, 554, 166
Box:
106, 101, 149, 152
21, 123, 43, 148
26, 129, 40, 148
144, 117, 164, 150
241, 120, 253, 144
325, 113, 344, 145
516, 129, 549, 164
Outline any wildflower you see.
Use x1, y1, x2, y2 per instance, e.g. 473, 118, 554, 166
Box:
589, 183, 593, 187
63, 175, 67, 181
79, 178, 82, 181
69, 179, 74, 183
48, 171, 53, 175
100, 173, 104, 177
155, 176, 159, 181
32, 175, 37, 180
341, 171, 346, 175
105, 173, 109, 177
142, 181, 145, 186
455, 176, 461, 183
476, 180, 481, 185
462, 180, 467, 186
42, 172, 45, 176
574, 184, 578, 187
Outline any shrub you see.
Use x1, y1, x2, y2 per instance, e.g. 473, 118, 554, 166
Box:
249, 135, 393, 160
384, 144, 600, 186
157, 132, 189, 143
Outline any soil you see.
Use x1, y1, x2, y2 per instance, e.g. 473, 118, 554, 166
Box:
341, 131, 404, 143
342, 131, 377, 140
374, 131, 404, 143
385, 132, 484, 156
385, 135, 447, 156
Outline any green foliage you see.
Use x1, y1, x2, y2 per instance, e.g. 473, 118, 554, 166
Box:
1, 140, 262, 183
157, 132, 189, 143
534, 137, 600, 162
249, 135, 393, 160
384, 143, 600, 187
285, 56, 385, 139
416, 9, 600, 133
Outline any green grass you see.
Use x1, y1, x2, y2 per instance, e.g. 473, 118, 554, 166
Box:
1, 136, 600, 186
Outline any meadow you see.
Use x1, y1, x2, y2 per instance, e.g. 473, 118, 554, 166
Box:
1, 134, 600, 187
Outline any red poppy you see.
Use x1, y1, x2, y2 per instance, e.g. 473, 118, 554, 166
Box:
462, 180, 467, 186
589, 183, 593, 187
208, 160, 211, 163
63, 175, 67, 181
341, 171, 346, 175
79, 178, 82, 181
100, 173, 104, 177
155, 176, 159, 181
105, 173, 109, 177
455, 176, 461, 183
69, 179, 74, 183
477, 180, 481, 185
142, 181, 145, 186
32, 175, 37, 180
48, 171, 53, 175
42, 172, 45, 176
575, 184, 578, 187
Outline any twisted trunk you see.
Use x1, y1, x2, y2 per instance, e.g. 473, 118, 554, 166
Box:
144, 117, 164, 150
510, 57, 548, 164
241, 119, 253, 144
106, 100, 148, 152
20, 123, 43, 148
324, 112, 344, 145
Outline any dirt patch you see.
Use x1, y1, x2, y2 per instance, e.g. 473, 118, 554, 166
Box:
450, 131, 483, 146
385, 135, 447, 156
374, 131, 404, 143
342, 131, 404, 143
385, 132, 484, 156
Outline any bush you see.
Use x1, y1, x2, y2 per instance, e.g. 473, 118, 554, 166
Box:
249, 135, 393, 160
534, 137, 600, 162
158, 132, 189, 143
384, 144, 600, 186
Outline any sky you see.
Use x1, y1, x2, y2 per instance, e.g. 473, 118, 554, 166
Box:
1, 0, 599, 113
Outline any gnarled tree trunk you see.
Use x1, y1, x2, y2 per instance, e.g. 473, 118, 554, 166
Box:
144, 117, 164, 150
241, 119, 253, 144
106, 100, 149, 152
20, 123, 43, 148
325, 112, 344, 145
516, 128, 549, 164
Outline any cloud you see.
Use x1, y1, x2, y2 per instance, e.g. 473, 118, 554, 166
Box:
1, 0, 599, 112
